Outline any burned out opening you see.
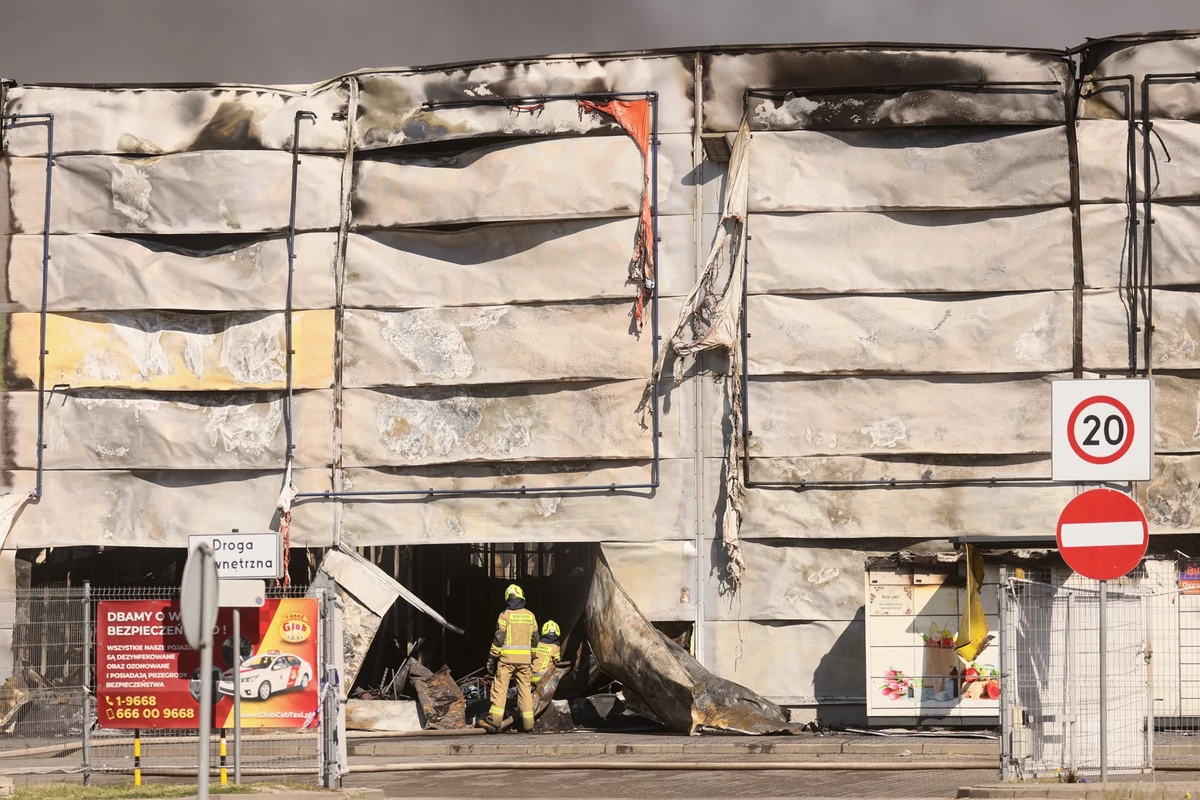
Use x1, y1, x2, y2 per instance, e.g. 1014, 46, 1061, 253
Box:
351, 541, 599, 698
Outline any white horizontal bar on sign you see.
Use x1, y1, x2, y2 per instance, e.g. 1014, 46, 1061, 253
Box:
747, 127, 1071, 212
1059, 521, 1145, 548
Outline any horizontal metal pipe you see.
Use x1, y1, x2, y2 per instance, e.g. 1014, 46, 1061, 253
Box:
347, 760, 996, 773
295, 483, 658, 500
423, 90, 657, 110
745, 79, 1062, 99
749, 477, 1060, 490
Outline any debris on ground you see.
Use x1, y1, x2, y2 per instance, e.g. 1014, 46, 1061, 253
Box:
408, 663, 466, 730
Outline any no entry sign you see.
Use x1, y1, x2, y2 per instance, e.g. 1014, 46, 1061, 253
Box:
1056, 488, 1149, 581
1051, 379, 1153, 482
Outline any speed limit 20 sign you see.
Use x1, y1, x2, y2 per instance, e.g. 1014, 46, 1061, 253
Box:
1051, 379, 1153, 481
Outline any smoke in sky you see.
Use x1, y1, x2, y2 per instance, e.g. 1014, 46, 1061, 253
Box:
0, 0, 1195, 84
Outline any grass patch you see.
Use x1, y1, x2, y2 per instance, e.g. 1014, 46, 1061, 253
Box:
15, 784, 259, 800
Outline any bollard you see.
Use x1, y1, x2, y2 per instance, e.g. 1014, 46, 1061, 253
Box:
219, 728, 228, 786
133, 728, 141, 787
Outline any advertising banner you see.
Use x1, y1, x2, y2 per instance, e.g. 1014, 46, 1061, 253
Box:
97, 598, 319, 729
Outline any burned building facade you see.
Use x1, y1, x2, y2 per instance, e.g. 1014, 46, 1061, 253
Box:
2, 30, 1199, 724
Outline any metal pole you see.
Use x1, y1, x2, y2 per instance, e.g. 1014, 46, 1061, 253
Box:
198, 557, 213, 800
232, 609, 241, 785
286, 111, 317, 462
998, 569, 1011, 781
1099, 580, 1108, 784
82, 581, 91, 787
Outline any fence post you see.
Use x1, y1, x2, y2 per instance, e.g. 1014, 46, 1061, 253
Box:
1145, 593, 1154, 772
999, 567, 1011, 782
82, 581, 91, 787
321, 589, 340, 789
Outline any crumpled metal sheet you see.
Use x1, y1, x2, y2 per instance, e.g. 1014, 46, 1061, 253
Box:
1078, 34, 1200, 119
1, 468, 334, 548
2, 233, 338, 312
585, 551, 798, 735
342, 217, 698, 308
3, 389, 333, 470
748, 208, 1074, 294
342, 303, 646, 387
408, 664, 466, 730
748, 127, 1070, 211
4, 310, 334, 391
747, 292, 1073, 375
350, 136, 643, 228
3, 84, 350, 155
351, 55, 694, 147
339, 381, 652, 467
740, 375, 1056, 456
703, 49, 1070, 131
3, 152, 343, 234
1084, 203, 1200, 289
334, 458, 693, 547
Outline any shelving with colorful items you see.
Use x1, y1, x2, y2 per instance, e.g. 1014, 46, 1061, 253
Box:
878, 621, 999, 702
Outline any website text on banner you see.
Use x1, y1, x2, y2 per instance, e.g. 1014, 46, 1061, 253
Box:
97, 598, 320, 729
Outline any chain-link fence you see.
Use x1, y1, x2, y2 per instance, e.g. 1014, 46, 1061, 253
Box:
1000, 574, 1151, 780
0, 583, 340, 786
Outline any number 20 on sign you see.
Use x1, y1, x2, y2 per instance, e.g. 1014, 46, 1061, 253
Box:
1051, 379, 1154, 482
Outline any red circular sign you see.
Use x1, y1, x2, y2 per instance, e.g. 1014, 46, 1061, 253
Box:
1056, 488, 1148, 581
1066, 395, 1135, 465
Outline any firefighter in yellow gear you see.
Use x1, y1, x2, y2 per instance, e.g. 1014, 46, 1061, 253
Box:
531, 620, 562, 687
484, 584, 538, 731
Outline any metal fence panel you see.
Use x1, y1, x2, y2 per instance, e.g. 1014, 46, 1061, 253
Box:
1001, 575, 1150, 779
0, 584, 332, 784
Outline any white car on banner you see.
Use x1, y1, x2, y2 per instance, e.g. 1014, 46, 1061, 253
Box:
218, 650, 313, 701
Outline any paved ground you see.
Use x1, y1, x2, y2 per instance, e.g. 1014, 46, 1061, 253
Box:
341, 765, 996, 798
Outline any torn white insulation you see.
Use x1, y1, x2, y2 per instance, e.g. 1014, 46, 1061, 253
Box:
702, 49, 1070, 131
2, 233, 339, 312
741, 376, 1056, 456
350, 136, 643, 228
4, 84, 350, 155
0, 492, 31, 552
340, 381, 652, 467
3, 152, 343, 234
747, 292, 1073, 375
748, 127, 1070, 211
2, 468, 334, 548
342, 303, 647, 387
5, 389, 333, 470
654, 117, 751, 590
747, 208, 1074, 294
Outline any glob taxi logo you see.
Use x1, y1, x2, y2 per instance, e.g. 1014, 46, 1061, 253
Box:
280, 612, 312, 643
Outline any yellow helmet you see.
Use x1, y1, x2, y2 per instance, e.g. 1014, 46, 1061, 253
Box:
505, 584, 524, 601
542, 620, 561, 637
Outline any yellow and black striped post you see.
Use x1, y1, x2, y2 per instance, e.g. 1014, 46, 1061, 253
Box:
133, 728, 141, 787
219, 728, 228, 786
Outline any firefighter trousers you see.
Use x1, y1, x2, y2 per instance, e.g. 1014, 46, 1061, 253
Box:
488, 661, 534, 731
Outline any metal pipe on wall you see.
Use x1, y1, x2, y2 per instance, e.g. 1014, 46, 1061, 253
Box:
285, 111, 318, 462
3, 113, 55, 500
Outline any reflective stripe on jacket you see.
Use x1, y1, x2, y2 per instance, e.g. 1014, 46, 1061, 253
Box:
489, 608, 539, 664
531, 642, 561, 683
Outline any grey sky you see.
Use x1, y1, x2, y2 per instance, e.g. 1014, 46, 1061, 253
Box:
0, 0, 1195, 85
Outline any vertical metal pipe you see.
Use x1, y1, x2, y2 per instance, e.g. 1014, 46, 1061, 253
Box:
1099, 580, 1108, 783
691, 56, 707, 667
133, 728, 141, 787
649, 93, 661, 488
998, 569, 1011, 782
232, 610, 241, 785
1140, 79, 1153, 379
286, 111, 317, 460
218, 729, 227, 786
82, 580, 91, 787
4, 113, 56, 500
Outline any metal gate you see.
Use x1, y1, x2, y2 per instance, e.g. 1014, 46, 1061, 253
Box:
999, 572, 1151, 780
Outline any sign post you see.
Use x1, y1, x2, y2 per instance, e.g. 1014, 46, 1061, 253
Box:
217, 578, 264, 785
1055, 487, 1149, 783
181, 542, 219, 800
